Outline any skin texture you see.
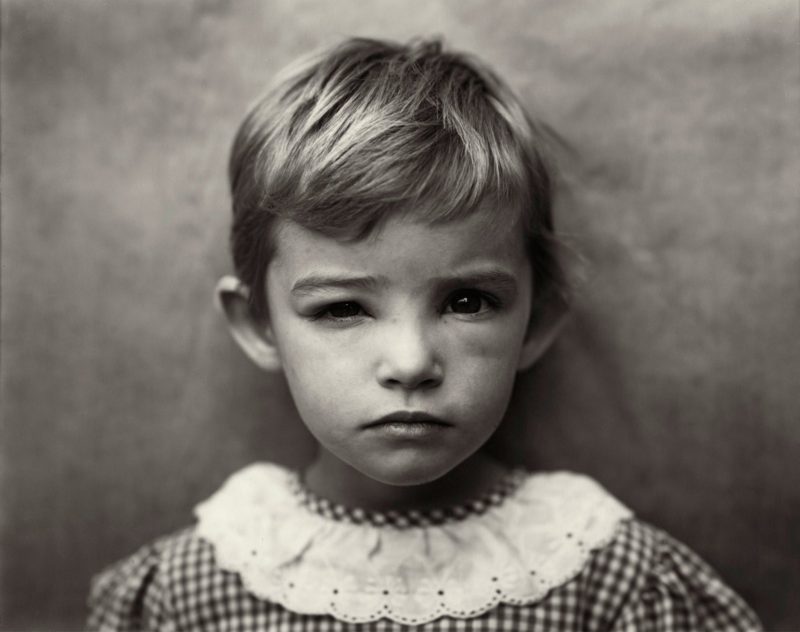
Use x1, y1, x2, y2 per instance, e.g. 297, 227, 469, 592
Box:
260, 210, 538, 510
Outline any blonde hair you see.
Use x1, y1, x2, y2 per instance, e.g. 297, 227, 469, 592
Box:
229, 37, 566, 318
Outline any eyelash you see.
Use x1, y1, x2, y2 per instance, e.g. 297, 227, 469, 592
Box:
312, 301, 366, 322
446, 289, 501, 315
311, 290, 501, 322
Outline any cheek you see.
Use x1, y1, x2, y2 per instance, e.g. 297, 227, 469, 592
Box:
277, 327, 365, 404
452, 316, 527, 367
461, 328, 519, 359
446, 319, 528, 403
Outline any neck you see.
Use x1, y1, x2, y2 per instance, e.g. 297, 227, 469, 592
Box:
302, 451, 510, 513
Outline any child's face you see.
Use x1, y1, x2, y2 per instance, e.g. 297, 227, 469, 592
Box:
264, 208, 534, 487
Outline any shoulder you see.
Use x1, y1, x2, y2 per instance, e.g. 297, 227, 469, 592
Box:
87, 465, 293, 631
566, 518, 762, 631
87, 526, 259, 631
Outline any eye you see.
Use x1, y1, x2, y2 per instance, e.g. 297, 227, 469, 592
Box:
317, 301, 365, 320
445, 289, 497, 315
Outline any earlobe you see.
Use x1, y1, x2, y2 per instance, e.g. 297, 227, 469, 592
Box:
215, 275, 282, 372
517, 298, 569, 371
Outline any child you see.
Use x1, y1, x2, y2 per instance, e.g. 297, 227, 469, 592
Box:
88, 38, 761, 631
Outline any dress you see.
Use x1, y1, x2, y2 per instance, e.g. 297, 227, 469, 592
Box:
88, 463, 761, 631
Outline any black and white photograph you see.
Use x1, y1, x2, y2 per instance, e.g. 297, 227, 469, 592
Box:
1, 1, 797, 630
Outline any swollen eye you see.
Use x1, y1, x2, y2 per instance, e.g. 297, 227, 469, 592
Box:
449, 291, 483, 314
327, 302, 362, 318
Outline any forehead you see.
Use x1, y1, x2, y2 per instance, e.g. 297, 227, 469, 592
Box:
269, 207, 529, 282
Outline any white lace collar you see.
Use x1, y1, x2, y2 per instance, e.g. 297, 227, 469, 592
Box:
195, 463, 631, 624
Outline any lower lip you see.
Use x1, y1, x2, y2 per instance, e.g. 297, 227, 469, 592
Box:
367, 422, 449, 438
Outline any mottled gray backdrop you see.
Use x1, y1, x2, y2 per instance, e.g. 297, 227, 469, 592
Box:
2, 1, 798, 629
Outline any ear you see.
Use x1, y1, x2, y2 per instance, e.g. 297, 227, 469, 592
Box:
215, 275, 282, 371
517, 296, 570, 371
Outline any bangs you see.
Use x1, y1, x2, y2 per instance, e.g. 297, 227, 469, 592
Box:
233, 39, 548, 241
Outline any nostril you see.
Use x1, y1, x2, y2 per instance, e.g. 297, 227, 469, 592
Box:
378, 367, 443, 391
381, 372, 442, 390
418, 375, 442, 390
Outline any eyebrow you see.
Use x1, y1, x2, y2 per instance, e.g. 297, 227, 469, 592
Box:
428, 269, 519, 294
291, 274, 384, 295
290, 268, 518, 296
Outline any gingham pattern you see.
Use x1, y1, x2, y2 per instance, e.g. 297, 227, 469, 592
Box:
88, 519, 761, 631
290, 469, 527, 528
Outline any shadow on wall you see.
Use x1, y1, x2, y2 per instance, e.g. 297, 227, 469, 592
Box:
491, 310, 646, 486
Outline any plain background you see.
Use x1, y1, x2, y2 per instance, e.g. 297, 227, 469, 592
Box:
2, 0, 798, 629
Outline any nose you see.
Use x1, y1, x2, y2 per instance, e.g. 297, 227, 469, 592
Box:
376, 318, 443, 391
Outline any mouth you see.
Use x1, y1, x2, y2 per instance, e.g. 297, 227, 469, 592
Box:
362, 412, 452, 438
363, 411, 452, 429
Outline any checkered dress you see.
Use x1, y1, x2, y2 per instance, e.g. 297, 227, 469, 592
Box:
88, 490, 761, 631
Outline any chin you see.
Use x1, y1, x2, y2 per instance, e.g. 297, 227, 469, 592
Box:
357, 454, 460, 487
